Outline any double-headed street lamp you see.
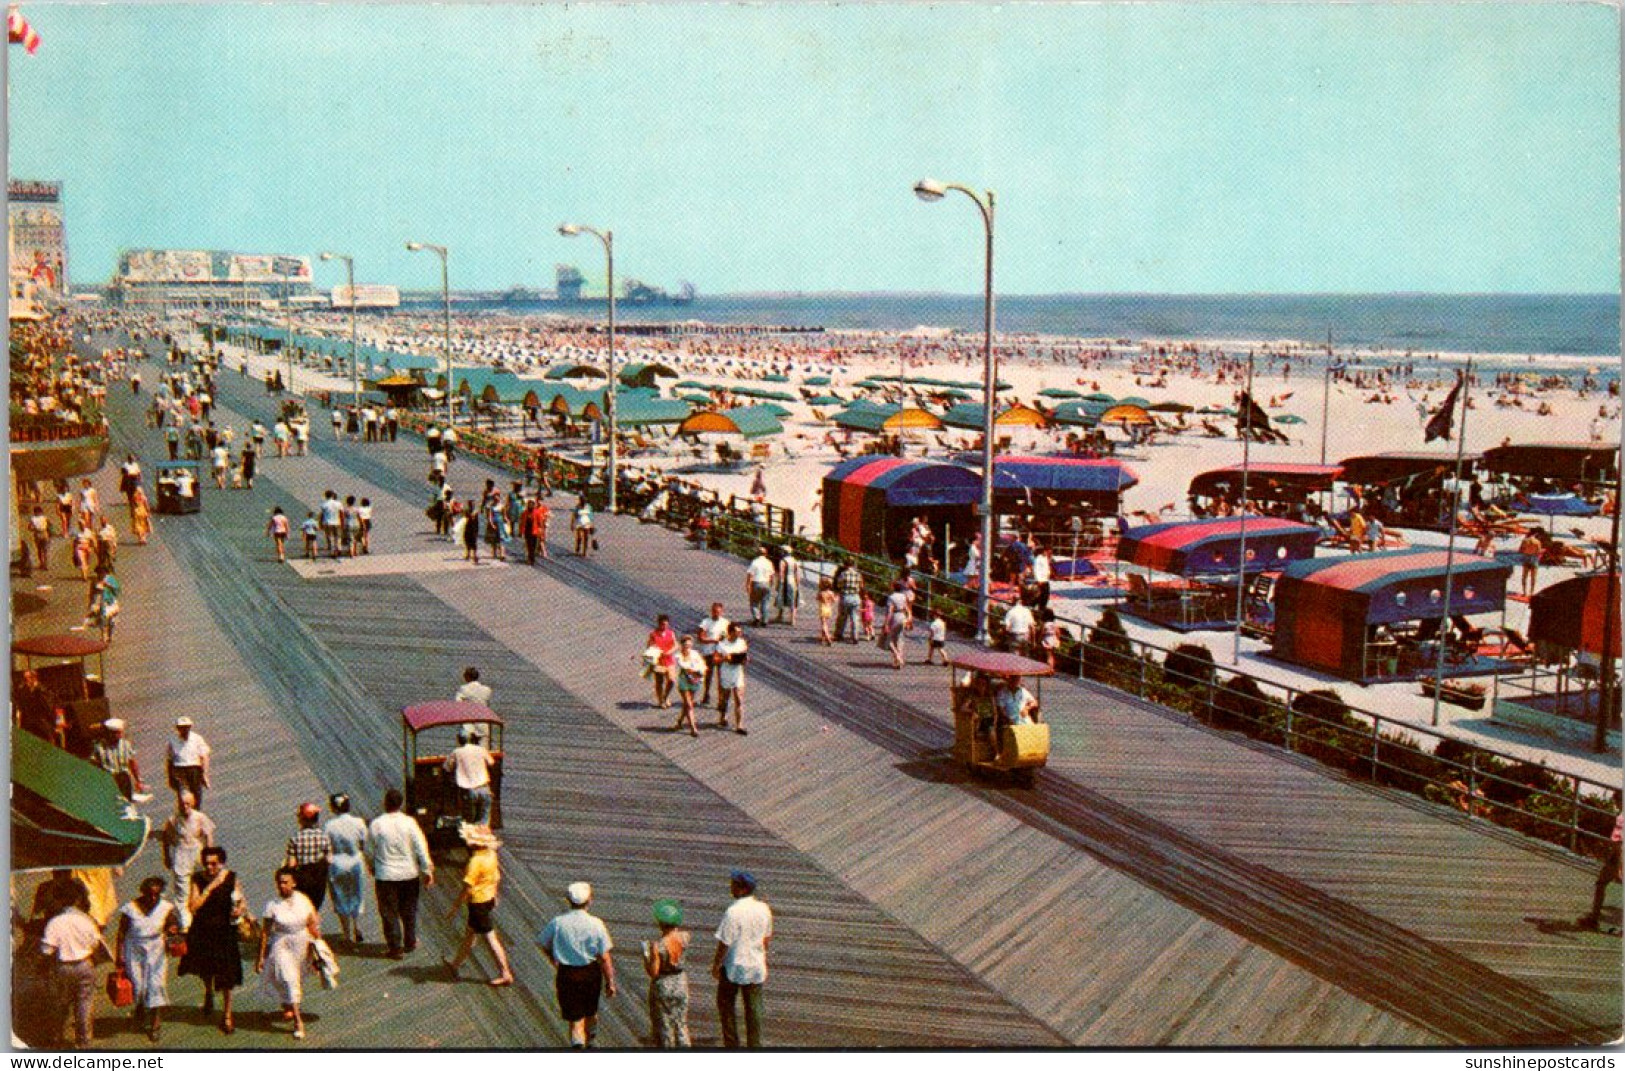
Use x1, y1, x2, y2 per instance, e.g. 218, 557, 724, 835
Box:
559, 222, 618, 512
405, 241, 454, 427
914, 178, 998, 643
319, 251, 360, 406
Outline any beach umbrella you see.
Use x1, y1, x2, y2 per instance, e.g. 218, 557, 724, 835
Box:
1519, 492, 1600, 532
1147, 401, 1193, 413
1083, 392, 1116, 403
1100, 404, 1154, 425
802, 375, 832, 386
1117, 396, 1152, 409
1039, 387, 1083, 399
804, 394, 844, 406
762, 373, 791, 383
675, 379, 712, 390
677, 393, 713, 405
1275, 414, 1307, 425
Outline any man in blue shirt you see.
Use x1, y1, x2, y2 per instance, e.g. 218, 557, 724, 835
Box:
538, 882, 617, 1048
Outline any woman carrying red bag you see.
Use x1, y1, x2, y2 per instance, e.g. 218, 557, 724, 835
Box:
115, 877, 180, 1042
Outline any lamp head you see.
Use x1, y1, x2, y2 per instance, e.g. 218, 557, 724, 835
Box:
913, 178, 947, 203
319, 252, 335, 262
558, 223, 583, 237
405, 241, 423, 252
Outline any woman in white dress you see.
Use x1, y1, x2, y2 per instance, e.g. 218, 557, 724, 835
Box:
115, 877, 179, 1042
256, 866, 320, 1040
323, 794, 369, 945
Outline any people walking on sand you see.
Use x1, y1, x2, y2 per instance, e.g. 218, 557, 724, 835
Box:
672, 636, 705, 737
712, 870, 772, 1049
115, 876, 180, 1042
1519, 531, 1543, 597
642, 899, 691, 1048
444, 825, 514, 988
256, 866, 321, 1041
645, 614, 678, 709
538, 882, 617, 1049
367, 788, 434, 959
323, 794, 369, 946
267, 507, 290, 562
714, 622, 749, 734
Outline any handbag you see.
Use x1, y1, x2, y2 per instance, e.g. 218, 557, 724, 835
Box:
105, 968, 134, 1008
236, 912, 260, 944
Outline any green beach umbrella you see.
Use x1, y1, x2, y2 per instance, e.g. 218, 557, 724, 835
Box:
1275, 414, 1307, 425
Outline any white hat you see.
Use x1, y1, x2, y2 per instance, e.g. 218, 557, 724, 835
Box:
566, 882, 592, 906
103, 718, 125, 732
175, 716, 194, 728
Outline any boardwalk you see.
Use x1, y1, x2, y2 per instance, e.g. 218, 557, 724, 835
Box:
14, 331, 1619, 1049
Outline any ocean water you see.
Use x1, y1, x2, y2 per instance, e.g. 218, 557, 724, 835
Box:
491, 292, 1620, 361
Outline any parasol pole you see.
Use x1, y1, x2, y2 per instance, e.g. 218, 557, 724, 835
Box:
1233, 351, 1254, 665
1431, 359, 1473, 727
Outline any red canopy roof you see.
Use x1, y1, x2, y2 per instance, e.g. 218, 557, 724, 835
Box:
1530, 572, 1620, 658
12, 634, 109, 659
948, 651, 1055, 677
401, 701, 503, 732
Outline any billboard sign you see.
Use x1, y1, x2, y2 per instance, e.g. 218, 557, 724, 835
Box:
8, 180, 67, 293
331, 284, 401, 309
118, 249, 213, 283
229, 254, 311, 282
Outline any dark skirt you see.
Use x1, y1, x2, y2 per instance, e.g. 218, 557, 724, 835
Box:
556, 962, 603, 1021
178, 877, 244, 990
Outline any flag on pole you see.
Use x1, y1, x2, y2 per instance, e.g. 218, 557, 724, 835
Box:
1424, 373, 1463, 443
8, 6, 39, 52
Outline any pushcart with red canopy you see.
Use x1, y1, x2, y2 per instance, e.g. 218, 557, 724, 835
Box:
948, 650, 1054, 787
401, 700, 505, 848
12, 634, 111, 755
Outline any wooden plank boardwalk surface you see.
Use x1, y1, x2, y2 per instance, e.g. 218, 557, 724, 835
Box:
15, 332, 1618, 1049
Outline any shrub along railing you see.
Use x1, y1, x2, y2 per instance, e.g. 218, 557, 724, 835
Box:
389, 414, 1619, 857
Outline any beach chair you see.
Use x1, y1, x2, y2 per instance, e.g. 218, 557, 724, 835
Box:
750, 442, 771, 462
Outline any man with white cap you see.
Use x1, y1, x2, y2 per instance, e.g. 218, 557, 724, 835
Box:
90, 719, 145, 801
537, 881, 617, 1048
159, 791, 214, 929
165, 716, 211, 810
712, 869, 772, 1048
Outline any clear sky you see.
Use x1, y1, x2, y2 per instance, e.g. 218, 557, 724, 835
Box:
8, 3, 1619, 295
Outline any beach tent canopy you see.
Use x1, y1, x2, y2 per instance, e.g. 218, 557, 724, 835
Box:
12, 730, 150, 872
832, 404, 944, 433
544, 363, 608, 380
941, 402, 1049, 430
729, 386, 799, 403
821, 458, 981, 556
1517, 493, 1600, 519
1116, 396, 1153, 409
762, 373, 791, 383
674, 379, 712, 390
545, 386, 605, 420
1188, 463, 1342, 501
441, 368, 526, 402
1529, 572, 1621, 659
802, 375, 832, 386
1271, 549, 1511, 679
1049, 400, 1114, 427
615, 397, 694, 428
1337, 452, 1477, 486
677, 405, 784, 439
1083, 392, 1116, 403
804, 394, 844, 407
618, 362, 678, 388
987, 455, 1138, 497
1117, 516, 1319, 577
1038, 387, 1082, 399
1481, 442, 1619, 482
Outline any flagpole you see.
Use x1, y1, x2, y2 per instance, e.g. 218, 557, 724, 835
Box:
1320, 330, 1333, 465
1431, 360, 1472, 727
1234, 351, 1254, 665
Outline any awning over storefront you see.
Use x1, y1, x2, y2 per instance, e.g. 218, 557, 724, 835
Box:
1530, 572, 1621, 659
12, 731, 150, 872
1118, 516, 1320, 577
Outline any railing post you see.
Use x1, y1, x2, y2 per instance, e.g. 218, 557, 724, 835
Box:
1284, 691, 1295, 753
1467, 750, 1479, 817
1369, 715, 1381, 782
1568, 774, 1582, 853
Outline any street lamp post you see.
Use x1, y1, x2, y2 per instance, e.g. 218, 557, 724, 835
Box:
405, 242, 454, 427
559, 223, 618, 512
319, 251, 360, 406
280, 271, 297, 394
914, 178, 997, 644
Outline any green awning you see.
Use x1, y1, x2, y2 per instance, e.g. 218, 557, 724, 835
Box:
13, 731, 150, 872
615, 397, 694, 427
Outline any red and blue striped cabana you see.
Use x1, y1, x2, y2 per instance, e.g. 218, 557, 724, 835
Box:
988, 455, 1138, 514
1117, 516, 1320, 577
1272, 549, 1512, 680
821, 458, 980, 558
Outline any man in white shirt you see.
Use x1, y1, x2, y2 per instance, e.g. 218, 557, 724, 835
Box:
696, 603, 730, 705
712, 869, 772, 1048
1002, 600, 1037, 657
455, 666, 493, 706
40, 896, 110, 1048
165, 716, 212, 809
366, 787, 434, 959
537, 882, 617, 1048
744, 546, 776, 626
160, 790, 215, 928
444, 728, 495, 824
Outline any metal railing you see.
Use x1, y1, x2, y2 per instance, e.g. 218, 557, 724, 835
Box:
391, 415, 1619, 857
